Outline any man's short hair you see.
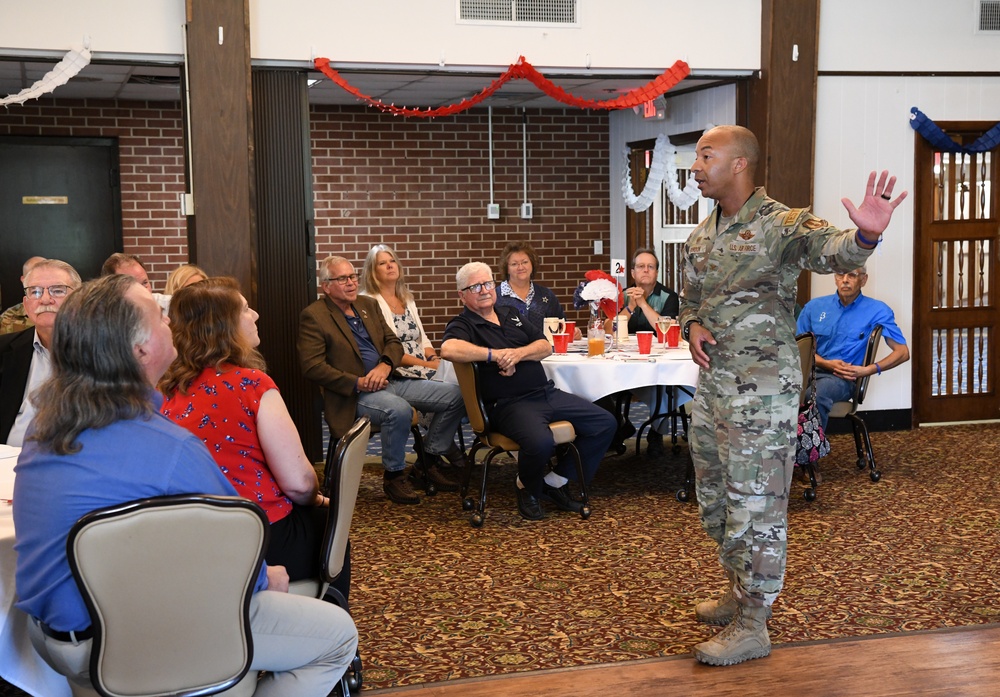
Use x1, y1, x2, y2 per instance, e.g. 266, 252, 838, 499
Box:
713, 125, 761, 175
24, 259, 82, 288
632, 248, 659, 269
318, 256, 351, 283
456, 262, 492, 291
101, 252, 146, 277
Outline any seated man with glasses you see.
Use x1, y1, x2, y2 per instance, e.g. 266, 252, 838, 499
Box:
298, 255, 466, 505
797, 265, 909, 433
440, 262, 617, 520
0, 259, 81, 445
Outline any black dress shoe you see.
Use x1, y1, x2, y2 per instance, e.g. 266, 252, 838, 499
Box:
541, 483, 584, 514
515, 486, 545, 520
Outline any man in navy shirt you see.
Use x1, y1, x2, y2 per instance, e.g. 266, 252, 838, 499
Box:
796, 266, 909, 430
441, 261, 616, 520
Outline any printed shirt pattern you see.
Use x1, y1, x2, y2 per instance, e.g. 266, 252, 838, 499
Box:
162, 365, 293, 523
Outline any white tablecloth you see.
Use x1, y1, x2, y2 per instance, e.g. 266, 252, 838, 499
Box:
0, 447, 73, 697
436, 338, 700, 403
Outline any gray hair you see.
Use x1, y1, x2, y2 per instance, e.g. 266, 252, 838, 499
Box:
24, 259, 82, 288
455, 262, 493, 290
319, 255, 351, 283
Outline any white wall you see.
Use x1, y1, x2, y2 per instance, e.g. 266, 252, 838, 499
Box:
819, 0, 999, 72
813, 1, 1000, 413
0, 0, 761, 72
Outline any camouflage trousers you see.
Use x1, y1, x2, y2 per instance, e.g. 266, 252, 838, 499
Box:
688, 388, 798, 607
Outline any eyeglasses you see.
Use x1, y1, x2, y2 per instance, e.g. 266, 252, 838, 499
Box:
633, 264, 657, 272
323, 274, 359, 286
460, 280, 496, 294
24, 284, 73, 299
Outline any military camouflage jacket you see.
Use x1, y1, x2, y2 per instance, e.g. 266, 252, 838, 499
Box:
680, 188, 873, 397
0, 303, 32, 336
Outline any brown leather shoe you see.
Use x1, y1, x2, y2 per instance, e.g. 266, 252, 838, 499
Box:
424, 463, 460, 492
383, 475, 420, 504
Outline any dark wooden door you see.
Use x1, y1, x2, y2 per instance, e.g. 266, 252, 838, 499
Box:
625, 140, 655, 266
0, 136, 122, 304
912, 123, 1000, 424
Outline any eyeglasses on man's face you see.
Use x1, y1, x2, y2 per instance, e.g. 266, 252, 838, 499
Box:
461, 280, 496, 294
324, 274, 359, 286
24, 284, 72, 300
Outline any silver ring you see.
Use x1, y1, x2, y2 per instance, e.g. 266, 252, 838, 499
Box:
880, 194, 891, 200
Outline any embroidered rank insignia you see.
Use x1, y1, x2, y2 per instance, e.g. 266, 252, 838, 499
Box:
803, 217, 829, 230
781, 208, 806, 227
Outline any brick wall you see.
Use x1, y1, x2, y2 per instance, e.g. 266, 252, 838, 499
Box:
1, 100, 612, 340
310, 105, 611, 342
0, 99, 188, 292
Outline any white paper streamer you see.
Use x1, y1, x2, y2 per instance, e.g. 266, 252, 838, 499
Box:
621, 132, 703, 213
0, 45, 92, 107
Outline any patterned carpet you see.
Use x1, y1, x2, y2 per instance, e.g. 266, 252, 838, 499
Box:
347, 422, 1000, 690
4, 422, 998, 696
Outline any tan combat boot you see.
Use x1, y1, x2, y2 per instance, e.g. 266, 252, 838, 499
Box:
695, 585, 772, 626
692, 604, 771, 666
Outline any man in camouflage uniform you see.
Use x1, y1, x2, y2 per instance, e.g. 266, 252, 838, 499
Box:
0, 256, 46, 335
679, 125, 906, 666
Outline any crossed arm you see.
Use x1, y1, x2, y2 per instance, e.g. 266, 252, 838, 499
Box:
816, 337, 909, 381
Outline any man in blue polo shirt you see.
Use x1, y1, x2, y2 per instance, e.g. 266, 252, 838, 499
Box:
796, 266, 909, 431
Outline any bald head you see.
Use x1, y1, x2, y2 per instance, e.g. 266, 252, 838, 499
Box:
708, 125, 760, 178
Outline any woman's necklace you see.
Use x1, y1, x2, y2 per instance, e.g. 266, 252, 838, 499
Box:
383, 293, 405, 315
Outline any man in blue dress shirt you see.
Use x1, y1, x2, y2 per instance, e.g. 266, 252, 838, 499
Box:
796, 266, 909, 430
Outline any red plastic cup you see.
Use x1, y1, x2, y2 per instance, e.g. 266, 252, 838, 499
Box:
552, 333, 570, 354
666, 323, 681, 348
564, 320, 576, 338
636, 331, 654, 354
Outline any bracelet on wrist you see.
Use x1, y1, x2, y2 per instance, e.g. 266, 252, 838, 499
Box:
624, 306, 633, 316
487, 348, 492, 363
874, 363, 881, 376
856, 230, 881, 248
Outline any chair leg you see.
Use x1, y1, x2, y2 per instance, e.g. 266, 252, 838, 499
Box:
461, 441, 484, 503
851, 414, 882, 482
407, 426, 436, 496
469, 448, 499, 528
849, 417, 866, 472
560, 442, 591, 520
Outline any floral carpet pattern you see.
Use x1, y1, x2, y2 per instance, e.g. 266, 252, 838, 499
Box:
348, 423, 1000, 690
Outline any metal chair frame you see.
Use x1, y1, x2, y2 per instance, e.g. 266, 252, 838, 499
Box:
828, 324, 884, 484
452, 360, 591, 527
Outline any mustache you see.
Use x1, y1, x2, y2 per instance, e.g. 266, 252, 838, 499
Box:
33, 307, 58, 314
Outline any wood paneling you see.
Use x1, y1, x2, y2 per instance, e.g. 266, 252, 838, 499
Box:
184, 0, 255, 297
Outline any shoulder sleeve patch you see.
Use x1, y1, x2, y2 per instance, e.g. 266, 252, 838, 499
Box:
780, 208, 807, 227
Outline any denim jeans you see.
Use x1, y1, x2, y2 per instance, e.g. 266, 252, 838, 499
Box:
355, 377, 465, 473
814, 372, 855, 431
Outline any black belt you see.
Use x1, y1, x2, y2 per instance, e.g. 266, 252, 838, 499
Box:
36, 619, 93, 642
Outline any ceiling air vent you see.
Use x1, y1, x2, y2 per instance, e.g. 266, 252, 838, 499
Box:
977, 0, 1000, 32
459, 0, 577, 24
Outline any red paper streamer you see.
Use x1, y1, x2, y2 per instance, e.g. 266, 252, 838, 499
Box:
314, 55, 690, 118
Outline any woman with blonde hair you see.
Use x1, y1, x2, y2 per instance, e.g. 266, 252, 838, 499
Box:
160, 277, 342, 591
360, 244, 468, 470
164, 263, 207, 295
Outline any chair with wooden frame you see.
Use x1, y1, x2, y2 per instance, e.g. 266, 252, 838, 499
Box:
451, 360, 591, 528
290, 415, 370, 696
64, 495, 267, 697
828, 324, 884, 484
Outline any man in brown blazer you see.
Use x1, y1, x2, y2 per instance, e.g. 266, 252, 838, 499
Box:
298, 255, 465, 505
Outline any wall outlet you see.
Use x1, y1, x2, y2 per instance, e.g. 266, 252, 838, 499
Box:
487, 203, 500, 219
594, 240, 603, 255
520, 202, 533, 219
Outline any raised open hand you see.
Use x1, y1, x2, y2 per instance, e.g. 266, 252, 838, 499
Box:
841, 170, 908, 241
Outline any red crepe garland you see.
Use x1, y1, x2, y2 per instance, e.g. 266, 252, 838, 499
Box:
314, 55, 690, 118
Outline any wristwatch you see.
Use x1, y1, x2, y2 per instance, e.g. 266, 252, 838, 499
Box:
682, 318, 703, 342
378, 355, 394, 368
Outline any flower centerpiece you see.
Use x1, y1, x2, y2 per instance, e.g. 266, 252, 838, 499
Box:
573, 270, 623, 336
